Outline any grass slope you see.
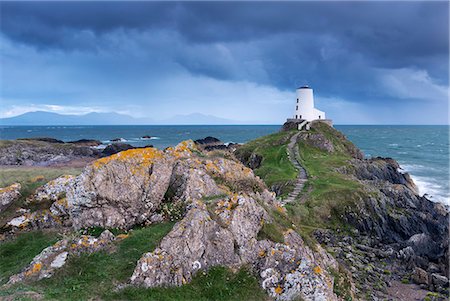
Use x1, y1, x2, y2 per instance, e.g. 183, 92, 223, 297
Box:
235, 130, 297, 197
0, 231, 59, 285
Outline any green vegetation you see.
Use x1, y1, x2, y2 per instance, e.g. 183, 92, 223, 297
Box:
237, 122, 370, 245
0, 223, 266, 301
235, 130, 297, 197
0, 231, 58, 284
110, 267, 268, 301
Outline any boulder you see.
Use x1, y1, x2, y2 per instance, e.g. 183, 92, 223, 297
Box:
0, 183, 21, 213
431, 273, 449, 288
102, 143, 136, 156
68, 147, 174, 229
412, 267, 429, 285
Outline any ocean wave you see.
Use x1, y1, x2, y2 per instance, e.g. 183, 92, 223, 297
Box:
400, 163, 427, 172
388, 143, 399, 147
409, 174, 450, 205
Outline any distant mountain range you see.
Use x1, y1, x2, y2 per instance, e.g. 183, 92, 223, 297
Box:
0, 111, 239, 125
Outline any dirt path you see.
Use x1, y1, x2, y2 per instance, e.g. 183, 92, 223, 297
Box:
283, 132, 308, 203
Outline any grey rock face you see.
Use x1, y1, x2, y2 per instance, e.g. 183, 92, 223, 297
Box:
0, 183, 21, 213
131, 194, 338, 301
68, 147, 174, 229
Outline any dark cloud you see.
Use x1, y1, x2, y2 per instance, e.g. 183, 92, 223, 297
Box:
0, 1, 448, 123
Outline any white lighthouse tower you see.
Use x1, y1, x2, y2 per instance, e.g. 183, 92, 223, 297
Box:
293, 86, 325, 121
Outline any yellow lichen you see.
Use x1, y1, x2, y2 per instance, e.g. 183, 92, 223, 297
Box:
274, 285, 283, 295
313, 266, 322, 274
258, 250, 266, 257
92, 147, 164, 169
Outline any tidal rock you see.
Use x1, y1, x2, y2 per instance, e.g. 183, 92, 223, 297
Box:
67, 139, 102, 146
0, 183, 21, 213
102, 143, 136, 156
194, 136, 221, 145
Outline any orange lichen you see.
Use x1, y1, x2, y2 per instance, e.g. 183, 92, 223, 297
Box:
274, 285, 283, 295
313, 266, 322, 274
258, 250, 266, 257
92, 147, 164, 169
25, 262, 42, 276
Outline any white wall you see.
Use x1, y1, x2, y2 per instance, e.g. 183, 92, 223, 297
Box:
294, 87, 325, 121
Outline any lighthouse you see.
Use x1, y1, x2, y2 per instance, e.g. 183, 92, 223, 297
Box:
293, 86, 325, 121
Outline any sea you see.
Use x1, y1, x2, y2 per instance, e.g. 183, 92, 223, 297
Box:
0, 125, 448, 205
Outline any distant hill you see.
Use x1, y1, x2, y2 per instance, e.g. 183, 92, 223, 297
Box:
0, 111, 239, 125
0, 111, 151, 125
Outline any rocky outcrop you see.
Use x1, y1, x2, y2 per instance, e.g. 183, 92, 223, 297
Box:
7, 230, 117, 284
0, 183, 21, 213
131, 195, 338, 300
0, 139, 101, 166
68, 147, 174, 229
28, 175, 75, 204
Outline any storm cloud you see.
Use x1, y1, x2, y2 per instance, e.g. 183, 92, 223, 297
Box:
0, 1, 448, 124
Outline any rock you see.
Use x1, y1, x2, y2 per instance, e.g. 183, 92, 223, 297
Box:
68, 147, 174, 229
110, 138, 126, 142
7, 230, 116, 284
18, 137, 65, 144
0, 183, 21, 213
102, 143, 136, 156
194, 136, 221, 145
0, 139, 101, 166
428, 263, 441, 274
298, 132, 334, 152
131, 194, 338, 300
28, 175, 74, 204
412, 267, 429, 285
431, 273, 449, 288
67, 139, 102, 146
141, 135, 152, 139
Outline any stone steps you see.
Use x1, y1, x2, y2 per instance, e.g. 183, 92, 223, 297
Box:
283, 131, 308, 204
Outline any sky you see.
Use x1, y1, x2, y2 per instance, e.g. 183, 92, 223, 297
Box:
0, 1, 448, 124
